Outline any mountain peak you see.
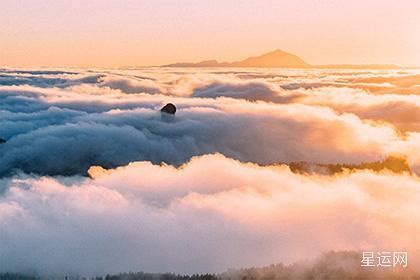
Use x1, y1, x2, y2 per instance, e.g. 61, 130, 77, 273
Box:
162, 49, 400, 69
163, 49, 309, 68
266, 48, 289, 55
231, 49, 309, 68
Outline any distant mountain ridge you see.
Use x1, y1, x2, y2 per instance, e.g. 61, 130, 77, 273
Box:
164, 49, 309, 68
163, 49, 400, 69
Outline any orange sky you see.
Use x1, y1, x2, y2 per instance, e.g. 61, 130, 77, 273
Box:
0, 0, 419, 68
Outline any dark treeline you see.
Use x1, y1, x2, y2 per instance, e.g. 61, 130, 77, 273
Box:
0, 273, 217, 280
289, 156, 411, 175
0, 252, 418, 280
0, 273, 37, 280
103, 273, 216, 280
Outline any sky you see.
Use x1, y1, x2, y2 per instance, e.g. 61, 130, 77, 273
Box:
0, 0, 419, 68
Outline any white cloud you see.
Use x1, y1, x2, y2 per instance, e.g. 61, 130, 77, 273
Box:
0, 154, 419, 275
1, 67, 419, 276
2, 83, 416, 176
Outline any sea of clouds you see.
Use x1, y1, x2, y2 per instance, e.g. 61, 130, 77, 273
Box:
0, 67, 419, 276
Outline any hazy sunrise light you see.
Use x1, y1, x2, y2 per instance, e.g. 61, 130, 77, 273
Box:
1, 1, 420, 279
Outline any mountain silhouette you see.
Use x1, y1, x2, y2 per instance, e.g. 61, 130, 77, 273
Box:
164, 49, 309, 68
231, 49, 309, 67
163, 49, 400, 69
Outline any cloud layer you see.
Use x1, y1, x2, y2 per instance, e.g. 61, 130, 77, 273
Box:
1, 154, 420, 275
0, 67, 419, 276
1, 68, 420, 176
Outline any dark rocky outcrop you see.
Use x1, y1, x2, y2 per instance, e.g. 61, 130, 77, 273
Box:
161, 103, 176, 115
